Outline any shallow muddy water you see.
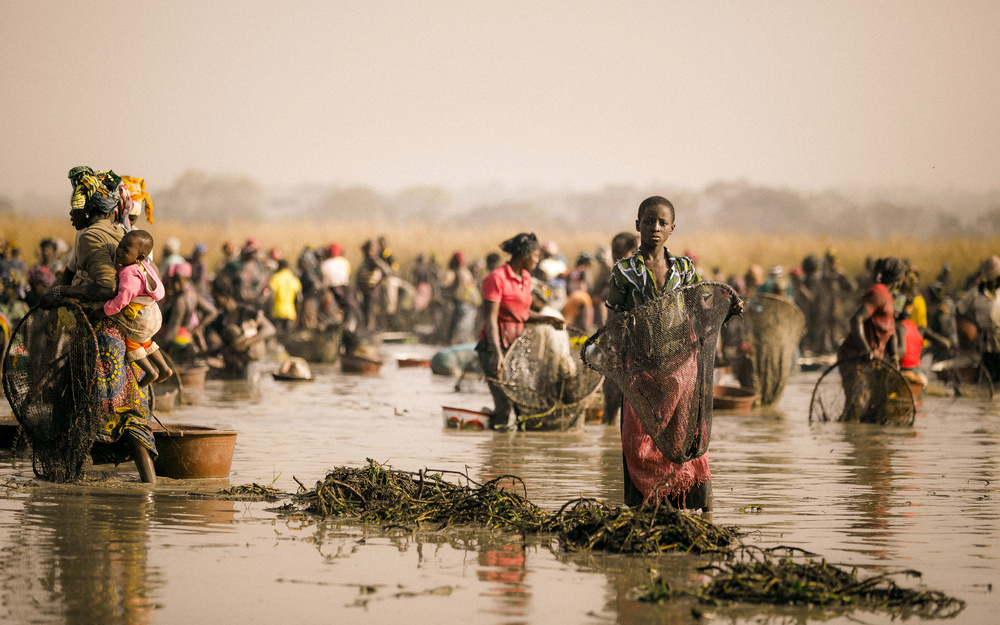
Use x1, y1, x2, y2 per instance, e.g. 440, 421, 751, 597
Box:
2, 340, 999, 624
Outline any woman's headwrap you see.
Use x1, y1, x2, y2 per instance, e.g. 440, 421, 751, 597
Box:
67, 166, 131, 226
874, 257, 906, 285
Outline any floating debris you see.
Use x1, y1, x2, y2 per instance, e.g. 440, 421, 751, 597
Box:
294, 459, 548, 533
550, 497, 737, 554
639, 546, 965, 619
216, 483, 289, 501
228, 461, 962, 617
290, 459, 738, 554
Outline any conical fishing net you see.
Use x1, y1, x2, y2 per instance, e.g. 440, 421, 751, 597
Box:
581, 282, 740, 464
745, 294, 804, 406
2, 304, 102, 481
928, 351, 994, 401
809, 358, 915, 425
495, 325, 603, 430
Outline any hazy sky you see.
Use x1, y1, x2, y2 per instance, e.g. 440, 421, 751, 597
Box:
2, 1, 999, 198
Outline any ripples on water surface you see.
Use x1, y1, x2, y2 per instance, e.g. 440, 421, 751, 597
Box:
1, 341, 998, 624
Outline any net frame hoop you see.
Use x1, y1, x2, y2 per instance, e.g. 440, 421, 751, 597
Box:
2, 303, 99, 436
491, 323, 604, 415
808, 357, 917, 425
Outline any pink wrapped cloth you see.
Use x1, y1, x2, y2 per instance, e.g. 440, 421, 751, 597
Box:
621, 350, 710, 500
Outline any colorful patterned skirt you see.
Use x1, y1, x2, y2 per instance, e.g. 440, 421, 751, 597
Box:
90, 318, 157, 464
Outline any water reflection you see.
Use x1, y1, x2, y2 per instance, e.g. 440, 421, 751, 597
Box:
1, 353, 999, 623
839, 423, 915, 560
476, 427, 624, 509
0, 486, 246, 625
1, 488, 158, 625
477, 538, 528, 612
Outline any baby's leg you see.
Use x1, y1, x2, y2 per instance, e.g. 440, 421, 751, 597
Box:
150, 350, 174, 383
134, 356, 159, 386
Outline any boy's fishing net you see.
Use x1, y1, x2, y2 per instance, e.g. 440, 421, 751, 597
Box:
495, 325, 603, 430
2, 304, 102, 481
809, 358, 915, 425
928, 351, 994, 401
581, 282, 740, 464
745, 294, 804, 406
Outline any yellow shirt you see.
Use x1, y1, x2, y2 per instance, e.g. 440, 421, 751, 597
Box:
912, 294, 928, 328
911, 294, 929, 348
269, 268, 302, 321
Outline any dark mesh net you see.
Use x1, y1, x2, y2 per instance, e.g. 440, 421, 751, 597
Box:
809, 358, 916, 425
928, 351, 994, 401
581, 282, 739, 464
2, 304, 102, 481
745, 294, 805, 406
495, 325, 603, 430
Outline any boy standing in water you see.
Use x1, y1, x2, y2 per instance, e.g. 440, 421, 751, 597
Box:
606, 196, 718, 511
103, 229, 173, 386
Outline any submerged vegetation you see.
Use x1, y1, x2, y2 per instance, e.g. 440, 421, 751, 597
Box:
289, 459, 737, 554
215, 482, 288, 501
640, 546, 966, 619
214, 460, 964, 618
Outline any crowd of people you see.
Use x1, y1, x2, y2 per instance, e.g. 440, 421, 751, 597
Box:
3, 215, 999, 387
1, 175, 999, 505
717, 251, 1000, 381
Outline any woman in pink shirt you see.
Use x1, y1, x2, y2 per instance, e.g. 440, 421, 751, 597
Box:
477, 232, 563, 429
103, 229, 173, 386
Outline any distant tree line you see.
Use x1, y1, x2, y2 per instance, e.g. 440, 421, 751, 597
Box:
4, 169, 1000, 238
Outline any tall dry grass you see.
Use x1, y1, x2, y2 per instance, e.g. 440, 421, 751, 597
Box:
3, 215, 997, 284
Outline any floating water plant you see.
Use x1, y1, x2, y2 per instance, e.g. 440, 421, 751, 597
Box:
550, 496, 736, 554
287, 459, 737, 554
216, 482, 288, 501
639, 546, 965, 619
294, 460, 547, 532
212, 462, 962, 617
